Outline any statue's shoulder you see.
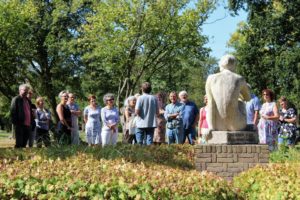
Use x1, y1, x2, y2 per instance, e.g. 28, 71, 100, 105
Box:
207, 73, 219, 81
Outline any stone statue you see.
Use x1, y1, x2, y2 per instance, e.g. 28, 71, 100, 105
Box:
205, 54, 250, 131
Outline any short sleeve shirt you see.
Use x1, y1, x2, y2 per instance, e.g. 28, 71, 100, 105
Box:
181, 101, 199, 130
135, 94, 158, 128
246, 94, 261, 124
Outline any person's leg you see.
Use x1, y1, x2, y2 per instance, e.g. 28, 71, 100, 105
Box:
44, 130, 51, 147
71, 127, 80, 145
28, 129, 35, 147
15, 125, 24, 148
167, 129, 175, 144
22, 126, 31, 147
174, 128, 181, 144
190, 128, 196, 144
111, 129, 118, 145
86, 127, 92, 145
36, 128, 43, 148
101, 129, 110, 147
145, 128, 155, 145
181, 129, 187, 144
186, 128, 195, 145
135, 128, 145, 145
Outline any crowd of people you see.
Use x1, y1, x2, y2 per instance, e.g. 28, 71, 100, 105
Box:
247, 89, 298, 150
10, 80, 298, 150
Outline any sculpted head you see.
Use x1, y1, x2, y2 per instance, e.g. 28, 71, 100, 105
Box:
219, 54, 236, 72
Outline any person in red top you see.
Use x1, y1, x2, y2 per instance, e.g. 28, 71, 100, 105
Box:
10, 84, 35, 148
197, 95, 209, 144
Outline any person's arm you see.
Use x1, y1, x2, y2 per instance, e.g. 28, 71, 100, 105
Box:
83, 107, 88, 124
72, 105, 82, 116
125, 107, 130, 122
283, 117, 297, 123
72, 109, 82, 116
164, 105, 179, 120
253, 110, 259, 125
156, 100, 160, 116
110, 108, 119, 127
10, 97, 17, 124
101, 108, 109, 127
198, 108, 203, 137
284, 108, 297, 123
135, 98, 141, 116
111, 108, 119, 131
192, 104, 199, 128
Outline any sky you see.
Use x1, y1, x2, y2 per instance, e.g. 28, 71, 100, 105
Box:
202, 4, 248, 59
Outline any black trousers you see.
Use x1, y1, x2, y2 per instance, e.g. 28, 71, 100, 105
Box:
36, 128, 51, 147
123, 130, 137, 144
14, 125, 31, 148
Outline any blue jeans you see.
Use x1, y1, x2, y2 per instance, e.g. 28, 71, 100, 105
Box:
278, 135, 296, 146
136, 128, 155, 145
167, 127, 183, 144
182, 128, 196, 145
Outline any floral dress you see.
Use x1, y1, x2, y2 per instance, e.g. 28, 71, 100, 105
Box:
278, 108, 297, 140
258, 102, 278, 150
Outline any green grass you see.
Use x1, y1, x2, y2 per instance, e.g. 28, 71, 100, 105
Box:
270, 145, 300, 163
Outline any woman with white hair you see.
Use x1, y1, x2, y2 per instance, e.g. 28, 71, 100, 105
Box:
101, 93, 119, 146
56, 90, 72, 144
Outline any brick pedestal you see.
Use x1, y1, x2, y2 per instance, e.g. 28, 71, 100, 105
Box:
195, 144, 269, 179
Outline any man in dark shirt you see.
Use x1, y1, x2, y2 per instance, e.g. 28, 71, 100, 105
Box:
11, 84, 34, 148
179, 91, 199, 145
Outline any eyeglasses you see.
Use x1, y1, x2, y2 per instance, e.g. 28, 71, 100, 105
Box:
106, 99, 114, 102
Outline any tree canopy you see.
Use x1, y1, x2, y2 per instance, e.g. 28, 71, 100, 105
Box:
0, 0, 216, 125
228, 0, 300, 110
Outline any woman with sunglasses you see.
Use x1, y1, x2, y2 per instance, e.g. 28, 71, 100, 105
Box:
257, 89, 279, 150
101, 93, 119, 146
83, 95, 101, 146
278, 96, 297, 148
56, 91, 72, 144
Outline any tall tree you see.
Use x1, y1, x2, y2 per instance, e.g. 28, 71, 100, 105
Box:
78, 0, 216, 106
228, 0, 300, 109
0, 0, 91, 121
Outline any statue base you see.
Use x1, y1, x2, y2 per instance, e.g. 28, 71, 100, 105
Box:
207, 131, 258, 144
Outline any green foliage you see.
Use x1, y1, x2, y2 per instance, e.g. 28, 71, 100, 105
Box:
0, 0, 217, 124
0, 0, 92, 121
78, 0, 216, 105
0, 144, 300, 199
0, 145, 238, 199
270, 145, 300, 163
233, 163, 300, 200
228, 0, 300, 110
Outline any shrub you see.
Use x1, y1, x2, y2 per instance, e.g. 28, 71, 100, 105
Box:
0, 145, 239, 199
233, 163, 300, 200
